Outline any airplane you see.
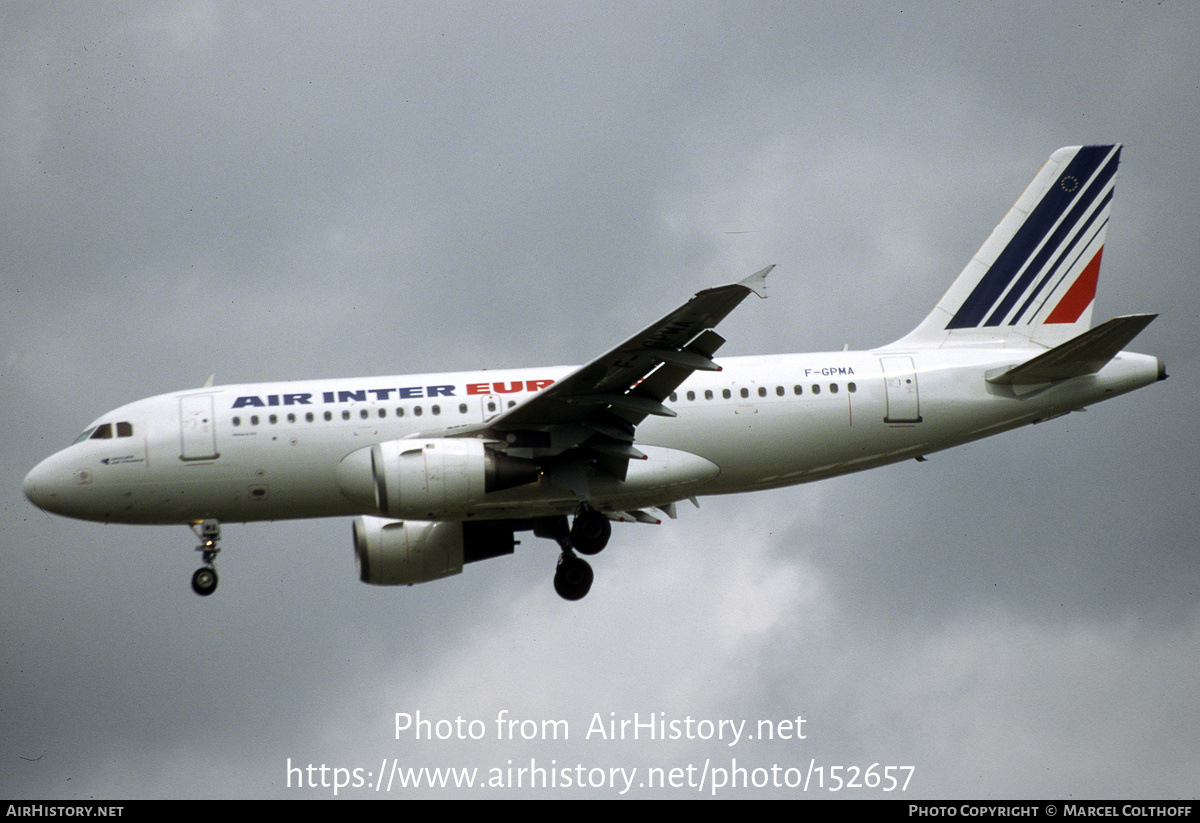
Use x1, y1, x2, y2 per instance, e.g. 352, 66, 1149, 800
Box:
23, 144, 1166, 601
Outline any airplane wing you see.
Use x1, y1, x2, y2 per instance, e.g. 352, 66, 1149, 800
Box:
441, 266, 772, 494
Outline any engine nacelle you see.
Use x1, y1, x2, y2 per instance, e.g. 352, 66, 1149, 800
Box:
352, 516, 516, 586
372, 438, 486, 518
335, 438, 539, 519
353, 516, 463, 585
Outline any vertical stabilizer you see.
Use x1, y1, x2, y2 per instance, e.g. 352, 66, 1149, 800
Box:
892, 145, 1121, 350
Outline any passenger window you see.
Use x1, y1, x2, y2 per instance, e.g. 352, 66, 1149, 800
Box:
686, 391, 695, 401
722, 389, 731, 399
342, 410, 350, 421
794, 385, 802, 395
232, 417, 241, 427
251, 415, 260, 425
776, 386, 784, 396
414, 406, 423, 417
360, 409, 369, 419
758, 387, 767, 397
811, 384, 820, 395
287, 413, 296, 423
459, 403, 468, 414
830, 383, 838, 394
848, 382, 857, 393
324, 411, 332, 421
432, 405, 441, 415
670, 393, 678, 402
740, 388, 749, 399
704, 390, 713, 400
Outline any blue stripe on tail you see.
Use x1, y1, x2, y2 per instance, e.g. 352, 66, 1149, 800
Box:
946, 145, 1119, 329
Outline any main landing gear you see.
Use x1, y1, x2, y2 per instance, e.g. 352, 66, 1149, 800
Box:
542, 505, 612, 601
570, 506, 612, 555
190, 518, 221, 596
554, 553, 594, 601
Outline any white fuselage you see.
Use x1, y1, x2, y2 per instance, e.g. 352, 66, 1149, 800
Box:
22, 346, 1162, 527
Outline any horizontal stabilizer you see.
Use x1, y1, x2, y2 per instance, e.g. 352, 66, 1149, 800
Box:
986, 314, 1156, 386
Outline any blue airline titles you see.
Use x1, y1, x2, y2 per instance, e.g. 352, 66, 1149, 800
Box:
230, 380, 557, 409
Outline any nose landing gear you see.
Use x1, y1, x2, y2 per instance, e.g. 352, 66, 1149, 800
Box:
191, 565, 218, 596
190, 519, 221, 596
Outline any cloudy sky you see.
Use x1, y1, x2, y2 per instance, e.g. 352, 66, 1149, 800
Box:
3, 1, 1197, 799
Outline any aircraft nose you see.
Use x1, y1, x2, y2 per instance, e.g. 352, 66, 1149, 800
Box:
23, 455, 76, 514
23, 460, 51, 509
22, 467, 36, 505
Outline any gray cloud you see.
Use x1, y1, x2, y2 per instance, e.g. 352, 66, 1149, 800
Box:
3, 1, 1196, 799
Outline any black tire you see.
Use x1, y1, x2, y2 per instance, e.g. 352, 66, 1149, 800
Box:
191, 566, 218, 596
553, 554, 593, 601
570, 509, 611, 555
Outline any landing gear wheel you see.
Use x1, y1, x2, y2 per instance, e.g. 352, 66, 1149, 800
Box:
553, 553, 594, 601
191, 566, 218, 596
570, 507, 611, 555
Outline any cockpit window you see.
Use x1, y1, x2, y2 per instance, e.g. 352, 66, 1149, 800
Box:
80, 421, 134, 443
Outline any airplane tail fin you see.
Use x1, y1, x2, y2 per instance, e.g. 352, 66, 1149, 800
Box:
892, 145, 1121, 350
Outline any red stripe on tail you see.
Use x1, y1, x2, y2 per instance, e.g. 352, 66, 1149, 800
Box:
1046, 247, 1103, 324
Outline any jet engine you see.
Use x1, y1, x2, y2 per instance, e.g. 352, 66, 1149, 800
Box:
337, 438, 538, 519
352, 516, 516, 585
